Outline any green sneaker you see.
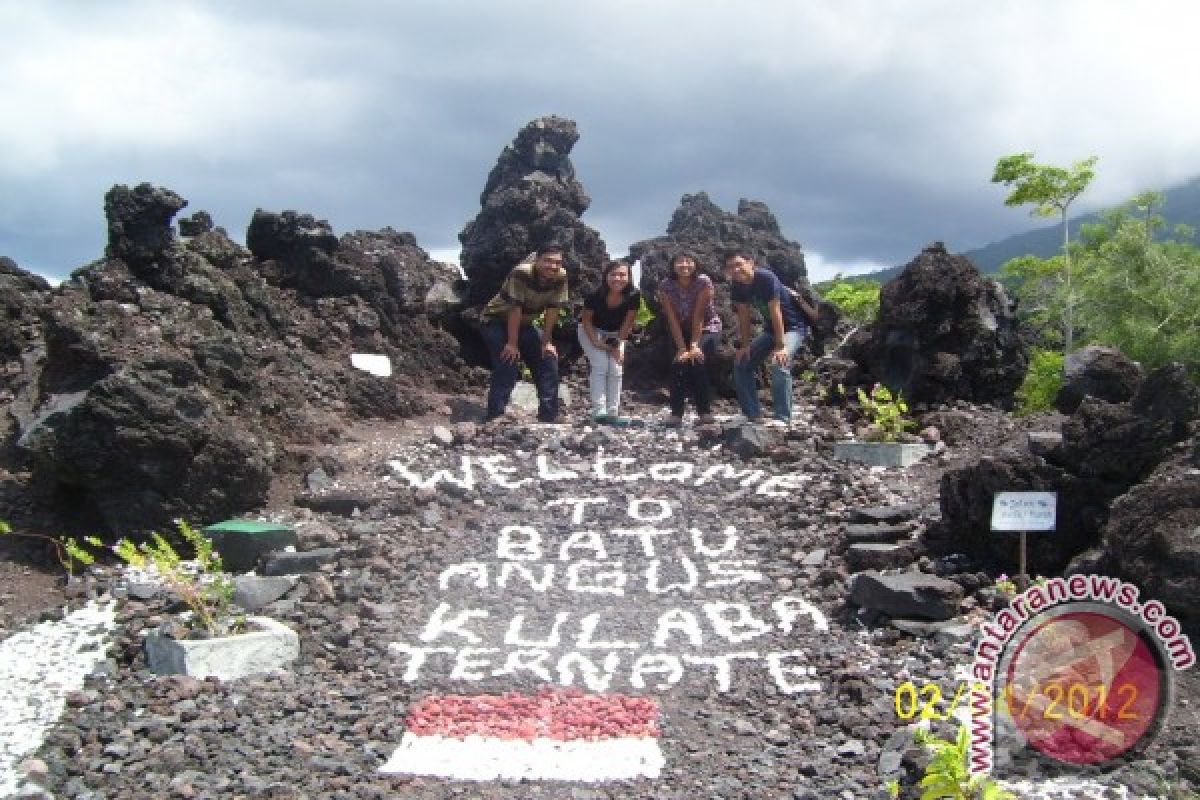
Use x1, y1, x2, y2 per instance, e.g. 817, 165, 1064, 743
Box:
607, 416, 634, 428
592, 411, 612, 425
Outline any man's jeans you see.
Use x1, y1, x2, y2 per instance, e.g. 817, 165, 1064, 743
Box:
733, 330, 805, 421
482, 320, 560, 421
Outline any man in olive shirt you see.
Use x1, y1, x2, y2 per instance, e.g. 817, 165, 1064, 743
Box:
480, 245, 569, 422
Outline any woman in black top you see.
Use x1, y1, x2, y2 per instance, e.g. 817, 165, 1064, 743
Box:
578, 260, 641, 425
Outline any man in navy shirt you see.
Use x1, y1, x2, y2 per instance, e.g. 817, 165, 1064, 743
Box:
724, 248, 816, 424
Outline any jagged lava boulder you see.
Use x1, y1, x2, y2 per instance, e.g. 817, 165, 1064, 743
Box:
1102, 440, 1200, 621
459, 115, 609, 308
934, 362, 1198, 575
14, 183, 467, 533
1055, 345, 1144, 414
843, 243, 1027, 408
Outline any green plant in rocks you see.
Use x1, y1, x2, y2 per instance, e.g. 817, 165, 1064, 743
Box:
914, 725, 1016, 800
111, 520, 238, 637
0, 520, 102, 582
855, 384, 916, 442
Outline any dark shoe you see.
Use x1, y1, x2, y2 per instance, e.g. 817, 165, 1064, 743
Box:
607, 416, 634, 428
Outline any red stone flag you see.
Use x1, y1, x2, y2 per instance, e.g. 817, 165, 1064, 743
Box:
380, 688, 664, 781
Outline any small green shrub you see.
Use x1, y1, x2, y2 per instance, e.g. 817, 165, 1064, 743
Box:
112, 520, 236, 636
914, 725, 1016, 800
0, 520, 102, 581
820, 278, 880, 323
1015, 349, 1064, 415
856, 384, 916, 442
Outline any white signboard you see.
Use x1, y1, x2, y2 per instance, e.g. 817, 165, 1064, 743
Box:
991, 491, 1057, 532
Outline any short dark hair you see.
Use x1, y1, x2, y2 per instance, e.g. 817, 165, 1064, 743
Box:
536, 244, 566, 258
722, 246, 757, 265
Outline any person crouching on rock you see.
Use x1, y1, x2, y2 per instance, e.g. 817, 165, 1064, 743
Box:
578, 259, 641, 427
656, 251, 721, 427
724, 247, 816, 426
480, 245, 569, 423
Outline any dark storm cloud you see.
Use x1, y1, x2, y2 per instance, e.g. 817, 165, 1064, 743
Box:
3, 1, 1199, 281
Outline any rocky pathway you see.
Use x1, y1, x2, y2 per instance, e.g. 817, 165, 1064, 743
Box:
3, 405, 1193, 798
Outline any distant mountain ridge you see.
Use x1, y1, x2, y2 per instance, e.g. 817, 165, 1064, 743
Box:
856, 176, 1200, 284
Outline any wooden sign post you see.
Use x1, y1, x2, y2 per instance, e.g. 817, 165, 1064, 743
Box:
990, 491, 1057, 588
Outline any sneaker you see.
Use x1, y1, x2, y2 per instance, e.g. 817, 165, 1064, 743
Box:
592, 411, 612, 425
663, 415, 684, 428
762, 418, 790, 428
697, 413, 716, 425
607, 416, 634, 428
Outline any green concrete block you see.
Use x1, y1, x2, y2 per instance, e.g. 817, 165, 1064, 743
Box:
204, 520, 298, 573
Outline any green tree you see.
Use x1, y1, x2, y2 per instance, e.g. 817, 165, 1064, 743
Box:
992, 152, 1097, 351
817, 276, 880, 323
1075, 192, 1200, 374
999, 253, 1068, 348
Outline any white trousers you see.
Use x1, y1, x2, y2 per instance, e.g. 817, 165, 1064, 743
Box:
576, 323, 624, 416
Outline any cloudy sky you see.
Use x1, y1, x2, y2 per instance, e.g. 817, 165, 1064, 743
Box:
3, 1, 1199, 283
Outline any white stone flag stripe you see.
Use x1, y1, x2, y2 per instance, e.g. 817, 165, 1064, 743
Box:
380, 732, 665, 781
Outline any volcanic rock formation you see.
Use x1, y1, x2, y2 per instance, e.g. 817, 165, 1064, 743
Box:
459, 115, 609, 308
935, 362, 1198, 574
842, 242, 1027, 408
1055, 344, 1144, 414
9, 183, 466, 534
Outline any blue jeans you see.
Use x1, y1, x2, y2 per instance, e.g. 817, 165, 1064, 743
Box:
481, 320, 560, 421
733, 330, 805, 421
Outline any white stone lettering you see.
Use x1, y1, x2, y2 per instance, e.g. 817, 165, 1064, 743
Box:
689, 525, 738, 558
631, 654, 685, 690
651, 609, 704, 648
705, 560, 765, 588
388, 643, 454, 681
610, 527, 673, 557
648, 462, 695, 483
546, 496, 609, 525
682, 652, 759, 692
576, 612, 640, 650
389, 457, 475, 490
766, 651, 821, 693
438, 562, 488, 590
418, 603, 489, 645
703, 602, 772, 644
694, 465, 764, 488
558, 530, 608, 561
557, 651, 621, 691
755, 472, 811, 497
536, 454, 578, 481
565, 560, 627, 596
496, 525, 542, 560
504, 612, 570, 647
627, 498, 672, 522
773, 596, 830, 633
474, 455, 532, 489
491, 648, 554, 682
497, 562, 554, 591
450, 647, 499, 681
594, 456, 645, 481
645, 553, 699, 594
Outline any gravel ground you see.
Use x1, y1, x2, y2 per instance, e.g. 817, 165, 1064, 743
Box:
1, 391, 1195, 799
